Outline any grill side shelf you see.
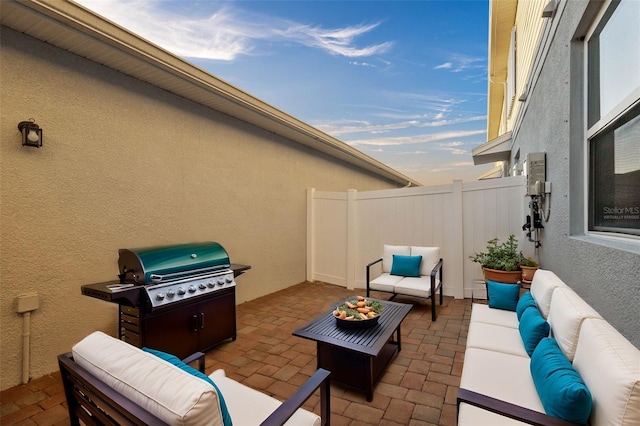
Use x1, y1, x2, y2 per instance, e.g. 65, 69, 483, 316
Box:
81, 281, 142, 307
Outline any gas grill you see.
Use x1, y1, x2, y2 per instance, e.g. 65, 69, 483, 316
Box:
81, 242, 250, 358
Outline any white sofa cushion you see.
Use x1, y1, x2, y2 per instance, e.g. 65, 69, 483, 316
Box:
210, 369, 320, 426
573, 319, 640, 426
382, 245, 411, 273
530, 269, 568, 318
466, 322, 529, 357
547, 288, 602, 362
393, 276, 436, 299
458, 403, 529, 425
410, 246, 440, 276
469, 303, 519, 328
460, 348, 544, 413
72, 331, 223, 426
369, 273, 405, 293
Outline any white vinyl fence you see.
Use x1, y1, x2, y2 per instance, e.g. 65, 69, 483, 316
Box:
307, 176, 531, 299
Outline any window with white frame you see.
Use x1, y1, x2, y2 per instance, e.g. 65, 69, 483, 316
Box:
586, 0, 640, 237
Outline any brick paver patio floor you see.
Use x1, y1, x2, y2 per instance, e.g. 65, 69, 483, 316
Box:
1, 281, 471, 426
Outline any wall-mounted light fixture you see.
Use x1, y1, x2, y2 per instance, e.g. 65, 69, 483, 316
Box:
17, 119, 43, 148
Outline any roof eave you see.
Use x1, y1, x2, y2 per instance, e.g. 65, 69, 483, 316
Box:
1, 0, 420, 187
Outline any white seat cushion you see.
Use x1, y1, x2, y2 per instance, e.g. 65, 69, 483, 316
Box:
573, 319, 640, 426
460, 348, 544, 414
369, 272, 405, 293
470, 303, 519, 329
529, 269, 568, 318
382, 245, 411, 273
393, 276, 436, 298
210, 369, 320, 426
547, 288, 602, 362
72, 332, 223, 426
458, 403, 529, 425
466, 322, 529, 357
410, 246, 440, 276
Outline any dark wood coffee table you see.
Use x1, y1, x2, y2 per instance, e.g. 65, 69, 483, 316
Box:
293, 298, 412, 401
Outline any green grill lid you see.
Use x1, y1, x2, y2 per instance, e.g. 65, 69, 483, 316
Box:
118, 242, 230, 283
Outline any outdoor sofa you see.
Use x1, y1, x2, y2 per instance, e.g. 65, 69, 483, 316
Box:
458, 269, 640, 425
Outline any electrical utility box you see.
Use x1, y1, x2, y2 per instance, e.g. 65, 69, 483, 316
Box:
525, 152, 546, 196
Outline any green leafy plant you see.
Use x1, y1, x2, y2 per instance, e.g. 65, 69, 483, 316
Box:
469, 234, 525, 271
520, 257, 539, 267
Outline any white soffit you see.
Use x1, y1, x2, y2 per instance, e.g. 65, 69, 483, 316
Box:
478, 165, 504, 180
472, 131, 512, 165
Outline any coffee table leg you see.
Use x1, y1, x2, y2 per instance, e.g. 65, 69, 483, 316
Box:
366, 357, 374, 402
397, 324, 402, 351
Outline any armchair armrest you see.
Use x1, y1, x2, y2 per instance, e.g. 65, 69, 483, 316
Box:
429, 258, 444, 320
366, 258, 383, 297
457, 388, 587, 426
181, 352, 205, 373
260, 368, 331, 426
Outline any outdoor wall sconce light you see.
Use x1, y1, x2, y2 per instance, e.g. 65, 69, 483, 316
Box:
17, 119, 43, 148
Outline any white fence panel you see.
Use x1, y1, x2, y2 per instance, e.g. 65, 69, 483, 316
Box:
308, 176, 527, 299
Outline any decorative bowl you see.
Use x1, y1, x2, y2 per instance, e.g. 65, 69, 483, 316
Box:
333, 297, 383, 329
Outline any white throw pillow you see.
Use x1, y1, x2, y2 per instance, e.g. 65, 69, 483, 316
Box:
530, 269, 568, 318
410, 246, 440, 276
547, 288, 601, 362
573, 319, 640, 426
382, 245, 411, 273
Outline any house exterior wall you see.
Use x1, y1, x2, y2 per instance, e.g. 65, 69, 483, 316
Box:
0, 28, 400, 388
501, 0, 640, 346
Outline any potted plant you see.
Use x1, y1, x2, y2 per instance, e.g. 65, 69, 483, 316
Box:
520, 257, 539, 282
469, 234, 525, 283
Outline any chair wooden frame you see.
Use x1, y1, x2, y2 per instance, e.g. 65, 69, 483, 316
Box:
366, 257, 443, 321
58, 351, 331, 426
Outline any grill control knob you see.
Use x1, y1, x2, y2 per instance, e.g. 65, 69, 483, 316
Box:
226, 275, 233, 283
217, 278, 225, 286
198, 283, 206, 290
167, 289, 175, 298
207, 281, 215, 288
188, 285, 197, 293
177, 287, 186, 295
156, 292, 165, 300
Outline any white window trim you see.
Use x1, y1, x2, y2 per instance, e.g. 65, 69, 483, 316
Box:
583, 0, 640, 239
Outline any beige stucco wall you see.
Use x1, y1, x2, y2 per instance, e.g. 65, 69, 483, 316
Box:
0, 28, 399, 389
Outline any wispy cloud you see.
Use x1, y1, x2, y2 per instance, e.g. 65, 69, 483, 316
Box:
434, 62, 453, 69
278, 23, 393, 57
349, 61, 376, 67
314, 115, 486, 135
76, 0, 392, 60
435, 53, 485, 73
347, 129, 486, 146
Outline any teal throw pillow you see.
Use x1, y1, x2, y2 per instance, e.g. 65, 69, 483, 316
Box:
516, 291, 537, 320
487, 280, 521, 311
530, 338, 593, 424
518, 307, 550, 356
143, 347, 233, 426
390, 255, 422, 277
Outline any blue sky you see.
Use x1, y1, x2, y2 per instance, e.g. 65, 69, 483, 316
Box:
76, 0, 495, 185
